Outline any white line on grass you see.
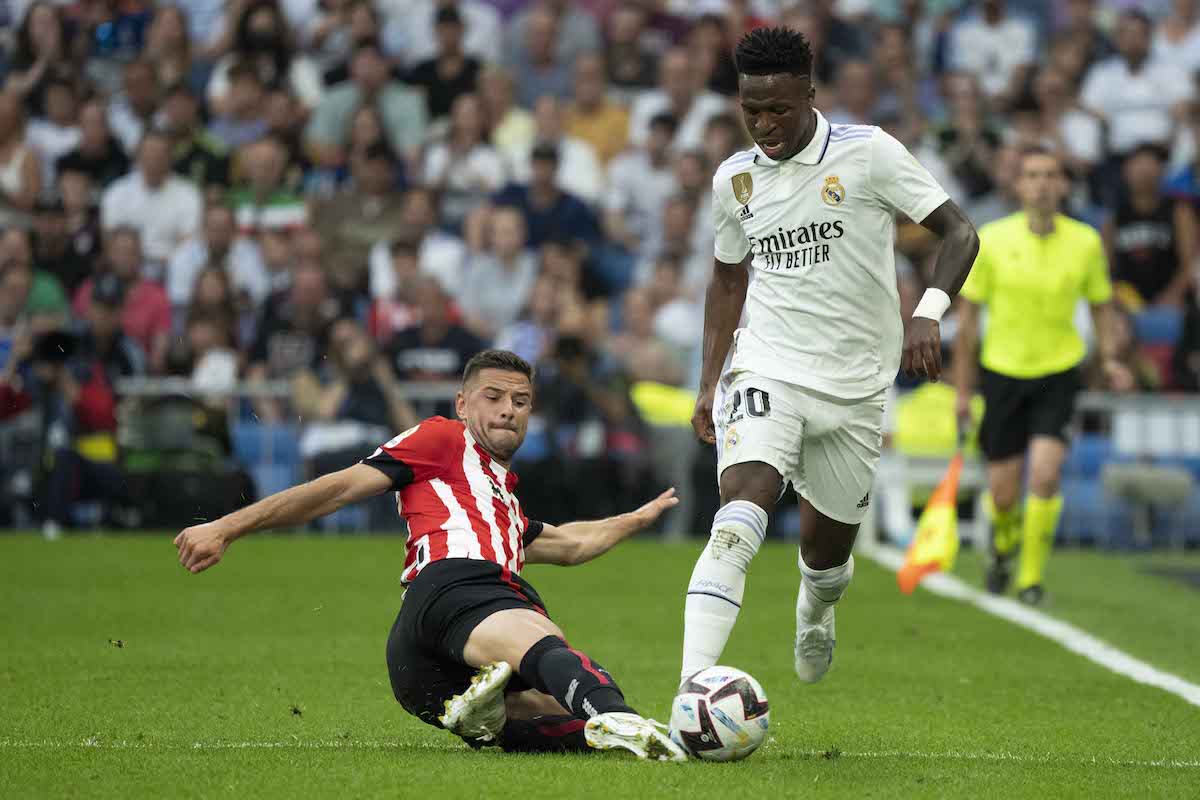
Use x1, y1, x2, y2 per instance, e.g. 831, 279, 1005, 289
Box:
859, 545, 1200, 708
1, 739, 1198, 769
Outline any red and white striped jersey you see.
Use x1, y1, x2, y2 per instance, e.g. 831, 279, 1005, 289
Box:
361, 416, 542, 584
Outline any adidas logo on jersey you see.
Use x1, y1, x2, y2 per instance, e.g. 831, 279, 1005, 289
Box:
857, 493, 870, 509
738, 204, 754, 221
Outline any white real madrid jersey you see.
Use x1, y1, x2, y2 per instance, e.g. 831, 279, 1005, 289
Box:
712, 109, 949, 399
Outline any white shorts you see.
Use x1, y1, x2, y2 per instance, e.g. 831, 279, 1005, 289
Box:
714, 370, 885, 525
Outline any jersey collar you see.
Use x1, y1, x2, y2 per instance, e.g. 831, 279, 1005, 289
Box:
752, 109, 831, 167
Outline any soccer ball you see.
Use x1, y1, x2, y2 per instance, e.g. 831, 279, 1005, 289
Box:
669, 666, 769, 762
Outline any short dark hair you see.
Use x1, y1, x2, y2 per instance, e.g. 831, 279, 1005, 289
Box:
463, 349, 534, 386
1018, 145, 1065, 175
734, 26, 813, 77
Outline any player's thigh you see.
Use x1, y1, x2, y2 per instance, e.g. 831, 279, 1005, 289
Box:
1028, 367, 1080, 445
795, 391, 885, 534
978, 367, 1033, 463
716, 371, 801, 509
385, 608, 477, 728
1027, 436, 1068, 497
462, 607, 566, 670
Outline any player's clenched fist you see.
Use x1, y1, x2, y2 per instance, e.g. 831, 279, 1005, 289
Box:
692, 387, 717, 444
174, 522, 231, 574
902, 317, 943, 381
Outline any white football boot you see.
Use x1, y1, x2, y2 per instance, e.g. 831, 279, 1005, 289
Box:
585, 712, 688, 762
439, 661, 512, 743
794, 604, 836, 683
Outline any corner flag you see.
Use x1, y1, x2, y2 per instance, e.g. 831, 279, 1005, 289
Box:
897, 451, 963, 594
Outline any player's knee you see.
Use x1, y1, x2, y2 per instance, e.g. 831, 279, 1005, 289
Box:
1028, 473, 1061, 499
702, 501, 768, 573
719, 462, 783, 512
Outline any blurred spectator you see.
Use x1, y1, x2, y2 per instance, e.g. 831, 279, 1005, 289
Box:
27, 79, 80, 194
167, 204, 269, 310
367, 240, 423, 343
492, 142, 600, 250
368, 186, 468, 299
564, 52, 630, 165
170, 0, 227, 59
687, 13, 738, 97
949, 0, 1036, 107
1057, 0, 1115, 71
185, 267, 244, 342
628, 47, 727, 150
934, 73, 1002, 208
505, 5, 574, 108
700, 112, 745, 173
304, 38, 428, 169
206, 62, 271, 151
5, 2, 77, 116
107, 60, 162, 157
458, 205, 537, 339
43, 168, 103, 293
827, 60, 879, 126
480, 65, 535, 167
1172, 293, 1200, 390
388, 0, 503, 68
100, 129, 202, 267
0, 90, 43, 229
604, 111, 678, 255
1166, 100, 1200, 203
160, 84, 230, 197
604, 3, 658, 96
311, 139, 407, 292
36, 278, 144, 536
1154, 0, 1200, 73
310, 0, 393, 84
495, 272, 563, 364
78, 0, 153, 94
143, 5, 204, 95
386, 275, 484, 394
1085, 304, 1162, 391
608, 284, 687, 388
636, 193, 707, 292
510, 95, 604, 205
1103, 145, 1197, 309
508, 0, 601, 67
0, 269, 33, 376
423, 93, 506, 232
207, 0, 323, 116
872, 23, 932, 134
406, 5, 481, 122
227, 136, 307, 235
176, 310, 240, 397
1081, 10, 1192, 158
1029, 64, 1103, 181
0, 228, 67, 333
56, 98, 131, 191
72, 227, 172, 371
645, 252, 702, 362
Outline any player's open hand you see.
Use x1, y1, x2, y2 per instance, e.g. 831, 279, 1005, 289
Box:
631, 488, 680, 529
902, 317, 942, 381
692, 387, 717, 444
174, 522, 231, 574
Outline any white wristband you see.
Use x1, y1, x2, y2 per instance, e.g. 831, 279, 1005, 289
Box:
913, 288, 951, 322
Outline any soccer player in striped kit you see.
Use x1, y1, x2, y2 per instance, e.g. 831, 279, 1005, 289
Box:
175, 349, 687, 761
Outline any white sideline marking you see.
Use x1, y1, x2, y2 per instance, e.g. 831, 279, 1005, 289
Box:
1, 739, 1197, 769
860, 545, 1200, 708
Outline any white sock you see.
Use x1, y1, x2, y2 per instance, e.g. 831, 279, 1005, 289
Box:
681, 501, 768, 682
797, 553, 854, 625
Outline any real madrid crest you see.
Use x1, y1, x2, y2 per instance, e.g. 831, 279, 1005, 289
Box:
731, 172, 753, 206
821, 175, 846, 206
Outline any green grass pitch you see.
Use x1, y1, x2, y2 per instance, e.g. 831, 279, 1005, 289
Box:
3, 534, 1199, 798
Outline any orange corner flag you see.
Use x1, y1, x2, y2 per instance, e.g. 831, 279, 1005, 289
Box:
897, 452, 963, 594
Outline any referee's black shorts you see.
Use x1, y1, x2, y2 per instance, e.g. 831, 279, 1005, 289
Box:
978, 365, 1081, 461
385, 559, 549, 729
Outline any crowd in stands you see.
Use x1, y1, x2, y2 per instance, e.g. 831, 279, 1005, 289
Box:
2, 0, 1200, 530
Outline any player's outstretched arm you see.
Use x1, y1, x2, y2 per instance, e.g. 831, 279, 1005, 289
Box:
524, 488, 679, 566
174, 464, 393, 573
693, 256, 750, 443
904, 199, 980, 382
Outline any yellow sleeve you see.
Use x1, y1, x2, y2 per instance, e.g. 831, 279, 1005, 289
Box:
1082, 229, 1113, 304
959, 227, 992, 304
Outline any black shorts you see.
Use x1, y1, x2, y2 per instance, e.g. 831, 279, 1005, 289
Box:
385, 559, 549, 728
978, 365, 1080, 461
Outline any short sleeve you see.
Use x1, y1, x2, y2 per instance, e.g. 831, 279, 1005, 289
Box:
712, 181, 751, 264
868, 129, 949, 224
360, 417, 459, 489
959, 229, 992, 304
1082, 230, 1113, 305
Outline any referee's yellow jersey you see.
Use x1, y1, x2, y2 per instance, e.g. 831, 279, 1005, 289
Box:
960, 211, 1112, 379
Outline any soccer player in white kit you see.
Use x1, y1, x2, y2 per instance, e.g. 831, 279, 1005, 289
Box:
680, 27, 980, 685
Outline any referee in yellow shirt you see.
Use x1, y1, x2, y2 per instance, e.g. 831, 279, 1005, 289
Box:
953, 147, 1129, 605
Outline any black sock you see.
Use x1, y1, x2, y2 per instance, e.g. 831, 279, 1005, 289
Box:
517, 635, 636, 720
499, 715, 591, 753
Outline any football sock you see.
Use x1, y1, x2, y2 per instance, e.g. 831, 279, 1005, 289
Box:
985, 492, 1022, 558
498, 716, 590, 753
1016, 493, 1062, 590
517, 636, 634, 720
796, 554, 854, 625
681, 501, 768, 682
